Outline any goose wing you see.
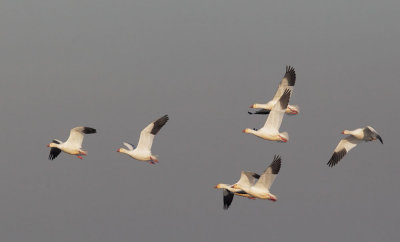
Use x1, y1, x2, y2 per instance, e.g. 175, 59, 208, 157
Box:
123, 142, 135, 151
248, 109, 270, 115
253, 155, 282, 191
327, 135, 363, 167
48, 139, 62, 160
223, 189, 234, 210
236, 171, 260, 188
137, 115, 169, 151
64, 127, 96, 147
271, 66, 296, 102
364, 126, 383, 144
263, 89, 291, 130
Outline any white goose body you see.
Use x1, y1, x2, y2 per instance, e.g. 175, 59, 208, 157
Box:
327, 126, 383, 167
118, 144, 155, 161
249, 66, 299, 115
233, 155, 282, 201
244, 89, 292, 142
117, 115, 169, 164
47, 126, 97, 160
215, 172, 260, 209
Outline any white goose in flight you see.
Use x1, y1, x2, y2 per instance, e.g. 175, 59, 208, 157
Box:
117, 115, 169, 164
243, 89, 291, 142
215, 172, 260, 210
249, 66, 299, 115
48, 126, 97, 160
327, 126, 383, 167
232, 155, 282, 201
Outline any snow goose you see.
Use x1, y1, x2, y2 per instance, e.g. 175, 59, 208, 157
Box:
215, 172, 260, 210
243, 89, 291, 142
232, 155, 282, 201
47, 126, 97, 160
327, 126, 383, 167
117, 115, 169, 164
249, 66, 299, 115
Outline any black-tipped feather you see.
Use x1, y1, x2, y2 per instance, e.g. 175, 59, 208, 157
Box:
327, 149, 347, 167
82, 127, 97, 134
151, 115, 169, 135
377, 135, 383, 144
269, 155, 282, 174
284, 66, 296, 86
279, 89, 291, 110
48, 139, 62, 160
49, 148, 61, 160
248, 109, 271, 115
223, 189, 234, 210
363, 127, 383, 144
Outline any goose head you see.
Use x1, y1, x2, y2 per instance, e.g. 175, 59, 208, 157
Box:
47, 143, 59, 148
214, 184, 229, 189
243, 128, 256, 134
116, 148, 128, 153
341, 130, 351, 135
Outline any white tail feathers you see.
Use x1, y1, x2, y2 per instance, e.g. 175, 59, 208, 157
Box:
280, 132, 289, 141
150, 155, 159, 162
287, 104, 300, 115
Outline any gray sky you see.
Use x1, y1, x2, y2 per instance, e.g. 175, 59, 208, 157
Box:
0, 0, 399, 241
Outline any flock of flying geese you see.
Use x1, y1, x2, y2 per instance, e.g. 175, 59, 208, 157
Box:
46, 66, 383, 210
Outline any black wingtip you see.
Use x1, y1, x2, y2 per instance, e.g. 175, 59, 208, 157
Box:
48, 147, 62, 160
222, 189, 234, 210
150, 115, 169, 135
279, 89, 291, 109
270, 155, 282, 174
83, 127, 97, 134
251, 109, 270, 115
284, 65, 296, 86
248, 111, 253, 115
327, 149, 347, 167
377, 135, 383, 144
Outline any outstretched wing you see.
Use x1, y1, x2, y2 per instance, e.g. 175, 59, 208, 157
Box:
271, 66, 296, 102
263, 89, 291, 131
123, 142, 135, 151
236, 171, 260, 189
253, 155, 282, 191
364, 126, 383, 144
65, 126, 96, 147
223, 189, 234, 210
327, 136, 362, 167
248, 109, 270, 115
137, 115, 169, 151
48, 139, 62, 160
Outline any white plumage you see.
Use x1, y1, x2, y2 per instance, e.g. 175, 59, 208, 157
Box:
249, 66, 299, 115
117, 115, 169, 164
47, 126, 97, 160
243, 89, 291, 142
232, 155, 282, 201
327, 126, 383, 167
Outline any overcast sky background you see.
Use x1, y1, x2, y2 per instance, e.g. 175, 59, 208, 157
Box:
0, 0, 399, 241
